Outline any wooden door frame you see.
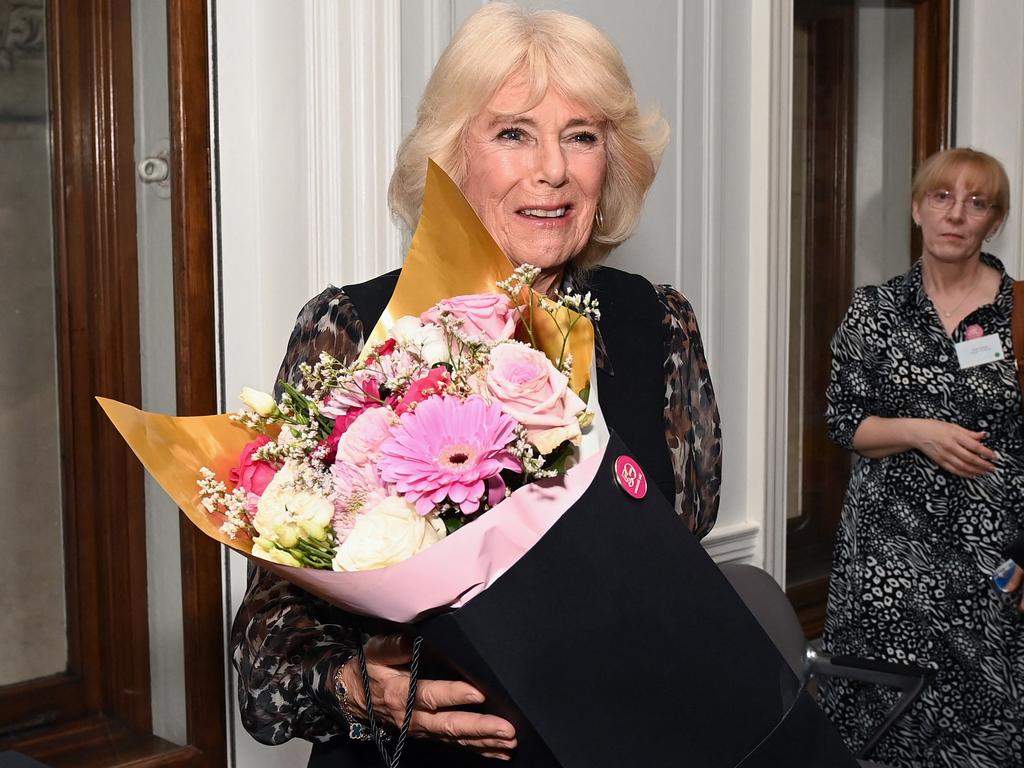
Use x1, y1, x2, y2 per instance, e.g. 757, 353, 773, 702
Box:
3, 1, 224, 765
167, 0, 226, 764
785, 0, 951, 637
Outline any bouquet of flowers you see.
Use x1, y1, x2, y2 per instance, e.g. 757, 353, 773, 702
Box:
200, 265, 600, 575
100, 160, 608, 622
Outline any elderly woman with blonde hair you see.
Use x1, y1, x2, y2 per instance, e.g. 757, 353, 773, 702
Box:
231, 4, 721, 765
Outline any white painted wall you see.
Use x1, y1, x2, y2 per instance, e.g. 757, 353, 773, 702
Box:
213, 1, 789, 764
132, 0, 187, 745
956, 0, 1024, 279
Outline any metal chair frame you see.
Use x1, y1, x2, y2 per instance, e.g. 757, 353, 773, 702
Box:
720, 563, 936, 763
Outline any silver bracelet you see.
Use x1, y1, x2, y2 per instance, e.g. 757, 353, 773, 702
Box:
334, 659, 375, 742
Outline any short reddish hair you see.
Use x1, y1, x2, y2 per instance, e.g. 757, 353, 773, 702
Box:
911, 148, 1010, 220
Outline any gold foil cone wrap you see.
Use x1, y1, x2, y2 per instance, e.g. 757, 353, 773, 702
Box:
97, 397, 258, 555
365, 160, 593, 394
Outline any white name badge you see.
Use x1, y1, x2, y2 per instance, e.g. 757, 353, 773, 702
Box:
955, 334, 1004, 369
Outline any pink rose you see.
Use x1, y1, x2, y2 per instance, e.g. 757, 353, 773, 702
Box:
229, 435, 278, 496
421, 294, 518, 342
335, 407, 400, 467
395, 367, 450, 415
485, 343, 587, 454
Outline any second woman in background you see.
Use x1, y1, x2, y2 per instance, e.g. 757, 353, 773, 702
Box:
822, 147, 1024, 767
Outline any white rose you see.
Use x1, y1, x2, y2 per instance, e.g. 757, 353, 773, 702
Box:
239, 386, 279, 417
332, 495, 446, 571
391, 316, 450, 366
253, 462, 335, 547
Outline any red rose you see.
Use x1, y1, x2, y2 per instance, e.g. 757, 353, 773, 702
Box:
229, 435, 278, 496
395, 367, 450, 414
364, 337, 397, 365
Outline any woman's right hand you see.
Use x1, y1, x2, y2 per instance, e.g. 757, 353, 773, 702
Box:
340, 634, 517, 761
910, 419, 997, 478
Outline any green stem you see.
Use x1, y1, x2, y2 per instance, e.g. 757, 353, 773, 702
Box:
557, 314, 581, 371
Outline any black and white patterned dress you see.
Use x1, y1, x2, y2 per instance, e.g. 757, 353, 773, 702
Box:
820, 254, 1024, 767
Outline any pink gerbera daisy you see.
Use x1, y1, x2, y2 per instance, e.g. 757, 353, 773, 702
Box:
378, 395, 521, 516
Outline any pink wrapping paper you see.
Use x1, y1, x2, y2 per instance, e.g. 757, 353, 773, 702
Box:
98, 396, 606, 624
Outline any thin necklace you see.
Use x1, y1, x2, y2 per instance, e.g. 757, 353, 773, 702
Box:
928, 268, 983, 319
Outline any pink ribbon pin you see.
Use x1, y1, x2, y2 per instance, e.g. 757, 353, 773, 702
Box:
965, 324, 984, 340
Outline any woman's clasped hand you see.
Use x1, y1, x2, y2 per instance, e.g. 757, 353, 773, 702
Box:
338, 635, 517, 761
909, 419, 997, 478
854, 415, 999, 478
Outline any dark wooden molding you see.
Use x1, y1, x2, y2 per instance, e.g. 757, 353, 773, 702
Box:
912, 0, 951, 171
787, 0, 952, 636
2, 0, 155, 757
3, 0, 228, 764
787, 4, 855, 611
167, 0, 228, 765
911, 0, 951, 260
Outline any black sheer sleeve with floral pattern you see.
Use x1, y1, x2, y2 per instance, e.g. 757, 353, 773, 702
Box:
230, 286, 365, 745
655, 284, 722, 539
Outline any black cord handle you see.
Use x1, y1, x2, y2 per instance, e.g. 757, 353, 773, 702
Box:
358, 635, 423, 768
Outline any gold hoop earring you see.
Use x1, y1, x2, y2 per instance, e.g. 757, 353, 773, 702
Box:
594, 207, 605, 229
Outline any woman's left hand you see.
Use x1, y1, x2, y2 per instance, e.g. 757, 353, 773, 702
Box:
342, 634, 518, 760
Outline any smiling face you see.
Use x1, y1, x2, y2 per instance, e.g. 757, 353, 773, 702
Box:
461, 77, 607, 288
912, 168, 1004, 266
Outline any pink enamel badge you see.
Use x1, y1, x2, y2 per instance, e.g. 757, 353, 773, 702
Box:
614, 455, 647, 499
965, 324, 984, 340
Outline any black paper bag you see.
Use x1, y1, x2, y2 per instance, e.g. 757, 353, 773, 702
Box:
412, 431, 857, 767
310, 431, 856, 767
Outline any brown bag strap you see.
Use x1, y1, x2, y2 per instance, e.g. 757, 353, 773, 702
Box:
1013, 281, 1024, 401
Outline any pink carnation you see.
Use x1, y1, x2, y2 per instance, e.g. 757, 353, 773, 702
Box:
321, 372, 384, 419
421, 294, 518, 342
335, 407, 400, 467
331, 461, 388, 538
378, 396, 520, 515
485, 342, 587, 454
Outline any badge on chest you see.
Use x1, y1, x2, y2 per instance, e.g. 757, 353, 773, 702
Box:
955, 333, 1004, 369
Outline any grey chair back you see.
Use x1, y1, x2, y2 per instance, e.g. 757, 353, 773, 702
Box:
719, 562, 808, 680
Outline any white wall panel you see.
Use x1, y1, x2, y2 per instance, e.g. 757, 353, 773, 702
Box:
956, 0, 1024, 278
216, 1, 314, 763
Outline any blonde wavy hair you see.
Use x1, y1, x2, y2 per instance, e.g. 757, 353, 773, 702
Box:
388, 3, 669, 266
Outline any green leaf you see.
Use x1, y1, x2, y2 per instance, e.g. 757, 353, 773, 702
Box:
443, 515, 468, 535
542, 440, 575, 475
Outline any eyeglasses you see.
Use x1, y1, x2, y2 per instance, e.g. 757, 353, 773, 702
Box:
924, 190, 997, 219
